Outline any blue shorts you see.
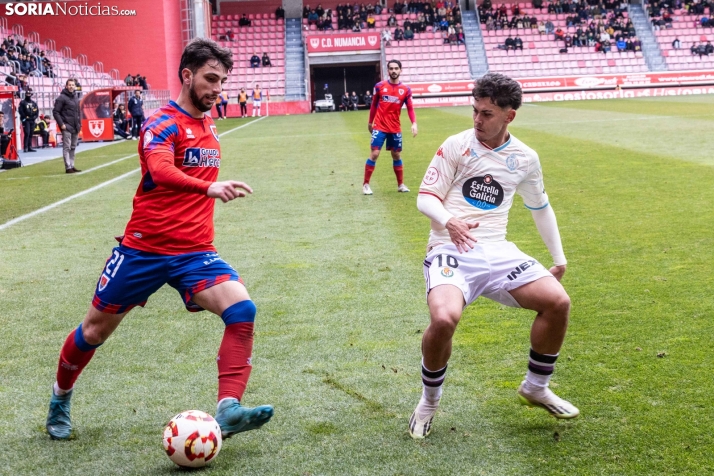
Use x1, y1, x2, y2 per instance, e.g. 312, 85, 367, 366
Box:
370, 130, 402, 152
92, 245, 241, 314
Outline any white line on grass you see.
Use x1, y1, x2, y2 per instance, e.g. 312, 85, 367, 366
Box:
0, 169, 141, 231
0, 116, 268, 232
76, 153, 138, 174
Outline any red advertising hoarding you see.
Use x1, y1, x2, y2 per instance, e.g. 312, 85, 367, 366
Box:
306, 32, 381, 54
405, 70, 714, 96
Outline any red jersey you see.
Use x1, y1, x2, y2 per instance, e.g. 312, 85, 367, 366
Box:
121, 101, 220, 255
369, 80, 415, 134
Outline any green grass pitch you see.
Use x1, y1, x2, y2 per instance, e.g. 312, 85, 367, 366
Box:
1, 96, 713, 475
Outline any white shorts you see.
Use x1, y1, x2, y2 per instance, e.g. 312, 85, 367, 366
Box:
423, 242, 552, 308
253, 101, 261, 107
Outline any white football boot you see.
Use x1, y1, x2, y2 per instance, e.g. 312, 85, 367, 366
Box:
517, 381, 580, 419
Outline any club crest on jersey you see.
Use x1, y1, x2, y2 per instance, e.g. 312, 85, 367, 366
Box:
462, 174, 504, 210
98, 273, 111, 292
210, 125, 219, 142
440, 267, 454, 278
506, 154, 519, 171
398, 88, 404, 95
183, 148, 221, 168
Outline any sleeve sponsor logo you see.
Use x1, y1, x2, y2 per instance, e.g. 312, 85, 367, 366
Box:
182, 148, 221, 168
436, 147, 444, 158
423, 166, 440, 185
462, 175, 504, 210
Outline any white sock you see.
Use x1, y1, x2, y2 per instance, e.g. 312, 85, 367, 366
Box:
53, 382, 72, 396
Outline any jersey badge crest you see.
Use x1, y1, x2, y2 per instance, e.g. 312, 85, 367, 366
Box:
210, 124, 219, 142
398, 88, 404, 95
506, 154, 519, 171
383, 88, 388, 92
98, 274, 111, 292
143, 130, 153, 149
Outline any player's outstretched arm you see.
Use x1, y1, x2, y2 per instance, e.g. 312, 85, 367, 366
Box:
207, 180, 253, 203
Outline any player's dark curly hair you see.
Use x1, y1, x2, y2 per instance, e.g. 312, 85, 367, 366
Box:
178, 38, 234, 81
387, 59, 402, 69
472, 73, 522, 110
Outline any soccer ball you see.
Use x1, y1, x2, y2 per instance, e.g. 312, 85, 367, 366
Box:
162, 410, 222, 468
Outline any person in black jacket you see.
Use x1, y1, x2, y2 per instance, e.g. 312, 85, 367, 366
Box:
127, 90, 144, 140
113, 103, 130, 139
53, 78, 82, 173
19, 90, 39, 153
0, 111, 11, 158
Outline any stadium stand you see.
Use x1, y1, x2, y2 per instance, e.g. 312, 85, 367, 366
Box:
480, 2, 649, 77
301, 3, 471, 82
0, 20, 125, 116
212, 14, 287, 98
651, 4, 714, 70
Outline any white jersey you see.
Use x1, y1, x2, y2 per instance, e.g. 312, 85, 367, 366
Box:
419, 128, 549, 250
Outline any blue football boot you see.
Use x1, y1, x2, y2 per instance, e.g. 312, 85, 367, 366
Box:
215, 398, 273, 439
46, 388, 73, 440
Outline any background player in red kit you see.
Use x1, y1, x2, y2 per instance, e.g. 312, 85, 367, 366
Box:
363, 59, 418, 195
45, 38, 273, 440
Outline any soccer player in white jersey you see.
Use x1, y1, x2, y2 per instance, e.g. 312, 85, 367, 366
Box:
409, 73, 579, 439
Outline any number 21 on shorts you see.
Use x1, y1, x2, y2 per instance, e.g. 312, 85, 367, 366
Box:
98, 250, 124, 291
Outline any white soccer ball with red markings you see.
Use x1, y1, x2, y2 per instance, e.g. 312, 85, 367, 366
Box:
162, 410, 222, 468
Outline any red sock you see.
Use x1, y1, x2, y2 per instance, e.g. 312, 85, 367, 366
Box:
56, 328, 97, 391
364, 159, 376, 184
217, 322, 254, 402
393, 164, 404, 185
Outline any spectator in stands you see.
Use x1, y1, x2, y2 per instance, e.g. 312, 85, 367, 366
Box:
113, 103, 130, 139
394, 26, 404, 40
404, 25, 414, 39
616, 38, 626, 51
514, 36, 524, 50
316, 4, 325, 17
455, 24, 465, 44
415, 13, 426, 32
137, 74, 149, 90
533, 0, 544, 10
564, 34, 572, 48
393, 0, 405, 14
353, 18, 363, 31
706, 41, 714, 55
262, 52, 272, 67
382, 28, 393, 45
250, 53, 261, 68
19, 90, 39, 153
128, 90, 145, 140
367, 13, 377, 28
505, 35, 515, 50
554, 27, 565, 41
124, 73, 133, 86
304, 4, 311, 17
53, 79, 81, 172
602, 39, 612, 53
340, 92, 350, 111
672, 37, 681, 49
276, 5, 285, 20
388, 13, 397, 26
308, 9, 319, 25
545, 19, 554, 34
239, 13, 251, 26
633, 37, 642, 51
363, 90, 373, 108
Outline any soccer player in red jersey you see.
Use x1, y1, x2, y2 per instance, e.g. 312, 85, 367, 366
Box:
45, 38, 273, 440
364, 59, 418, 195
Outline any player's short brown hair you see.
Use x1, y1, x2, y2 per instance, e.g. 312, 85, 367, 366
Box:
178, 38, 233, 81
472, 73, 522, 110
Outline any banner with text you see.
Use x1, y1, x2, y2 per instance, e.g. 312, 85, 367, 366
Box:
306, 33, 381, 54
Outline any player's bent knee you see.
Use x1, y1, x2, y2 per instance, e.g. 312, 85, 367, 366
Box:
429, 311, 460, 335
221, 300, 256, 325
